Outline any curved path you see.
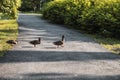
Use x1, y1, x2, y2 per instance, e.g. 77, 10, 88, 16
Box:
0, 13, 120, 80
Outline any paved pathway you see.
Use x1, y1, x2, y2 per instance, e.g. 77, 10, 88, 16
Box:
0, 13, 120, 80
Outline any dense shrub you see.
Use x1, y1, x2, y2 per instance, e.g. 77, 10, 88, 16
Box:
42, 0, 66, 23
42, 0, 120, 39
0, 0, 21, 19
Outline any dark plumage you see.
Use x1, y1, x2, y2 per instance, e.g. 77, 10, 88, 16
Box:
53, 35, 65, 48
29, 38, 41, 47
6, 40, 18, 45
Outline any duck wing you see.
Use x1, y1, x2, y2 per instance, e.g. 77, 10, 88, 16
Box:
29, 40, 40, 44
53, 41, 63, 45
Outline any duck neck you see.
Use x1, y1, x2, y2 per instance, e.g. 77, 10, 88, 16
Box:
38, 38, 41, 42
62, 36, 64, 41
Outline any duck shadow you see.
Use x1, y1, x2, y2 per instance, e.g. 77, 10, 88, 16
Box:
44, 47, 57, 49
22, 46, 34, 48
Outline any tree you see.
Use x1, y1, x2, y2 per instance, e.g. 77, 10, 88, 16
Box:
19, 0, 53, 12
19, 0, 40, 12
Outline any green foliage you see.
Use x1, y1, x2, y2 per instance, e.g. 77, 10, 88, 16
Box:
89, 34, 120, 54
42, 0, 67, 23
0, 0, 21, 19
42, 0, 120, 39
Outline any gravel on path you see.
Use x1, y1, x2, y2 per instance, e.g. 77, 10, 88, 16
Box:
0, 13, 120, 80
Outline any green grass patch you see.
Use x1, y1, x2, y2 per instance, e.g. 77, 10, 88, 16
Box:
0, 20, 18, 57
68, 27, 120, 54
88, 35, 120, 54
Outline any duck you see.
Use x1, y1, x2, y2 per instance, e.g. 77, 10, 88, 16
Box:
53, 35, 65, 48
29, 38, 41, 47
6, 40, 18, 45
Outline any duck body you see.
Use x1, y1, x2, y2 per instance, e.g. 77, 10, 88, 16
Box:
6, 40, 18, 45
53, 41, 63, 47
53, 35, 65, 48
29, 38, 41, 47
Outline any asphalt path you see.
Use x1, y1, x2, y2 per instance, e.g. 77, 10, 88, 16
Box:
0, 13, 120, 80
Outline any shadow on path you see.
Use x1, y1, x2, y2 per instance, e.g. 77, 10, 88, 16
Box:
0, 50, 120, 63
0, 73, 120, 80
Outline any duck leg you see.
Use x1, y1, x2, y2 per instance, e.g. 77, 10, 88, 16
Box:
34, 45, 36, 47
55, 45, 59, 48
61, 45, 64, 47
57, 45, 60, 48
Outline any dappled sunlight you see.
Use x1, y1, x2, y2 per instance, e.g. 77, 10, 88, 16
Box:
19, 26, 46, 32
1, 0, 120, 79
1, 51, 120, 79
19, 13, 42, 16
0, 53, 120, 79
0, 13, 120, 80
16, 16, 107, 52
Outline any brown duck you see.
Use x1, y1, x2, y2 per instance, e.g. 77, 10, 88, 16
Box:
53, 35, 65, 48
29, 38, 41, 47
6, 40, 18, 45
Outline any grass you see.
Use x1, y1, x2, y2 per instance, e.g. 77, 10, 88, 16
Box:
68, 26, 120, 55
88, 35, 120, 54
0, 20, 18, 57
68, 25, 120, 54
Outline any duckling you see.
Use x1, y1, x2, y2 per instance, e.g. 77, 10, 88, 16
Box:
53, 35, 65, 48
6, 40, 18, 46
29, 38, 41, 47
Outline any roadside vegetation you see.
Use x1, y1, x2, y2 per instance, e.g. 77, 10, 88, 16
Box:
89, 35, 120, 54
42, 0, 120, 54
0, 0, 20, 56
0, 20, 18, 56
0, 0, 21, 19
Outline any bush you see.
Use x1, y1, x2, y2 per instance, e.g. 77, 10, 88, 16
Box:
42, 0, 66, 23
42, 0, 120, 39
0, 0, 21, 19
